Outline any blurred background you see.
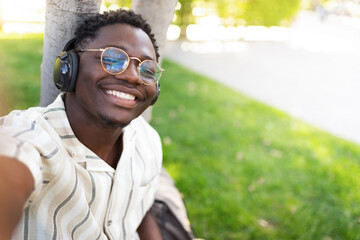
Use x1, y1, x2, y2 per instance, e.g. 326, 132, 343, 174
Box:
1, 0, 360, 239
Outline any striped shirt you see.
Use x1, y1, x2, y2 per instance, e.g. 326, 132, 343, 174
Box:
0, 94, 162, 240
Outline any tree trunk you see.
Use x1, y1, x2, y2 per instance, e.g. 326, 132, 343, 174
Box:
131, 0, 177, 63
131, 0, 178, 122
40, 0, 102, 106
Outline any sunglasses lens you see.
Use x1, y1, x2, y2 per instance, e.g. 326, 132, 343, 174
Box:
102, 48, 128, 74
139, 61, 162, 84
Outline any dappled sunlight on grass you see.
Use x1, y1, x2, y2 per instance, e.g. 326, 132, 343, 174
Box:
313, 144, 332, 164
162, 162, 183, 182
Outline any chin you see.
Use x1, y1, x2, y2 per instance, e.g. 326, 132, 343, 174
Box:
99, 113, 138, 129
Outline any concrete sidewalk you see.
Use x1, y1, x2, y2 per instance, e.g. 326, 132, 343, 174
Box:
164, 11, 360, 145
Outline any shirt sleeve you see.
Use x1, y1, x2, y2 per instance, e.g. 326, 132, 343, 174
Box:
0, 121, 44, 206
138, 117, 163, 213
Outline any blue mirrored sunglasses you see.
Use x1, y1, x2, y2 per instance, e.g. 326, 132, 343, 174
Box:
77, 47, 164, 85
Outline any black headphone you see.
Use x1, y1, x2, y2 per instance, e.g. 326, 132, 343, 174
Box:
53, 38, 160, 105
53, 38, 78, 93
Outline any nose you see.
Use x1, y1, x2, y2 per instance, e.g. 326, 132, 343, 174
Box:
113, 58, 142, 85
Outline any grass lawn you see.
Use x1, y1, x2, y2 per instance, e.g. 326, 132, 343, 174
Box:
0, 33, 42, 113
1, 33, 360, 240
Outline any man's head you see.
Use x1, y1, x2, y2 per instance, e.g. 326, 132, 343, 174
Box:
63, 9, 162, 128
74, 9, 160, 61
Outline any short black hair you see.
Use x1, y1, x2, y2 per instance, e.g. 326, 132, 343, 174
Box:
74, 9, 160, 61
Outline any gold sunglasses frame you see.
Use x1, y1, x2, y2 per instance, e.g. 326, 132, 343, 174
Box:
77, 47, 164, 86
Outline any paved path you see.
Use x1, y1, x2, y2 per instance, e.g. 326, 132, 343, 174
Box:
164, 11, 360, 145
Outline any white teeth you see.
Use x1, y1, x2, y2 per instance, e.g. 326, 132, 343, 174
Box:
106, 90, 135, 100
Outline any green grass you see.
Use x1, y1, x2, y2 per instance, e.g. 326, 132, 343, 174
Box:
1, 33, 360, 240
153, 61, 360, 240
0, 33, 43, 114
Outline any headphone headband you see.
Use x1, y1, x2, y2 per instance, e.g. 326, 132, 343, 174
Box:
63, 38, 76, 51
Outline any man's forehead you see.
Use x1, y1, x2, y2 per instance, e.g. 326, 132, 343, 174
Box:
96, 24, 148, 41
87, 24, 156, 57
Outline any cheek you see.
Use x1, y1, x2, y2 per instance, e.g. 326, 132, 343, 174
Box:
76, 56, 104, 85
75, 71, 92, 95
75, 62, 103, 93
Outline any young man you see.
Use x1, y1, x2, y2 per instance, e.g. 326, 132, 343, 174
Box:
0, 9, 163, 239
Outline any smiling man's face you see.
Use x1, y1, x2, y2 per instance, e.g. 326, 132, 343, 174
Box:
73, 23, 157, 128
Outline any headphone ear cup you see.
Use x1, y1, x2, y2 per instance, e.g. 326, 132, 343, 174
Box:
151, 81, 160, 105
53, 49, 79, 92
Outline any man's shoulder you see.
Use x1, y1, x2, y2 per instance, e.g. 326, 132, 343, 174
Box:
127, 116, 162, 158
0, 94, 67, 140
2, 106, 46, 125
130, 115, 150, 128
129, 116, 160, 139
1, 94, 64, 126
128, 116, 163, 185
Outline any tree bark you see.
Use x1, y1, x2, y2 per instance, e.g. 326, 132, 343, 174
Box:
131, 0, 178, 121
40, 0, 102, 106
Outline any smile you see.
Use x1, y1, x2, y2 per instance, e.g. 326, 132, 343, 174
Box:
106, 90, 135, 101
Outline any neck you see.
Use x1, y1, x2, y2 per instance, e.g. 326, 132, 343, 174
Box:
64, 93, 124, 168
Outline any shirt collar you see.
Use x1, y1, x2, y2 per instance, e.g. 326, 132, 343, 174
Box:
43, 93, 139, 173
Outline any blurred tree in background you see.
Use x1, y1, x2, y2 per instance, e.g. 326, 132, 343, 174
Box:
176, 0, 301, 28
103, 0, 131, 8
104, 0, 302, 29
176, 0, 195, 36
243, 0, 302, 26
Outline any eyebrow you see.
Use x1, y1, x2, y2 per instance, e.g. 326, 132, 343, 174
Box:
101, 44, 155, 61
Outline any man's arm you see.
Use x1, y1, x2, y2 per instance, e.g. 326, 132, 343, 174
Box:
0, 156, 34, 240
137, 210, 162, 240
